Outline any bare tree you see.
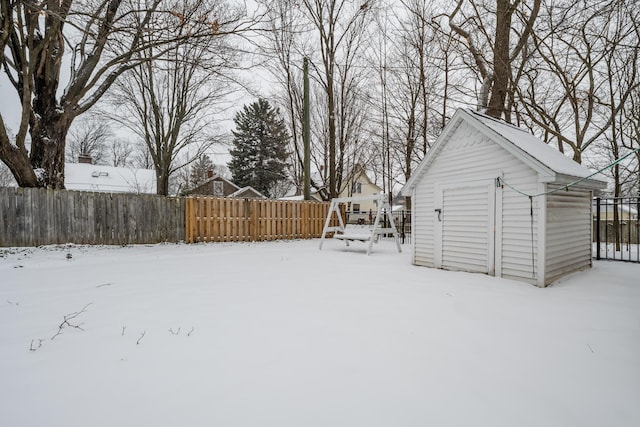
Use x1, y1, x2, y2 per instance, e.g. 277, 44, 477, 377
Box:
262, 0, 374, 199
299, 0, 373, 198
66, 119, 113, 165
600, 2, 640, 199
376, 0, 441, 206
446, 0, 541, 120
109, 1, 246, 195
0, 0, 211, 188
106, 138, 135, 168
0, 0, 254, 189
517, 0, 639, 163
132, 142, 154, 170
621, 86, 640, 197
263, 0, 311, 195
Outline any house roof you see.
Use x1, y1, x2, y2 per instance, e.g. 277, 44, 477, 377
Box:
64, 163, 156, 194
228, 186, 266, 198
340, 164, 381, 193
278, 192, 324, 202
402, 109, 607, 195
282, 171, 328, 200
188, 174, 240, 194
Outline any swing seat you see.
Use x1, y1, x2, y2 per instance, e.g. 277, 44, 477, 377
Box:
334, 224, 374, 242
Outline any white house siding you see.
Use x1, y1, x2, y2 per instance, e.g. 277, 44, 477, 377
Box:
413, 176, 436, 267
359, 180, 383, 213
412, 120, 541, 280
499, 169, 540, 284
545, 187, 592, 284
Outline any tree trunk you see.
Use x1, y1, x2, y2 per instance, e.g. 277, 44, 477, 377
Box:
156, 170, 170, 196
486, 0, 512, 119
29, 114, 71, 189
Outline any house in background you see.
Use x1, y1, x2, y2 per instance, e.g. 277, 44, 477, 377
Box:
187, 172, 265, 198
280, 171, 328, 202
402, 109, 607, 287
65, 162, 156, 194
281, 166, 382, 208
592, 199, 638, 220
338, 164, 383, 214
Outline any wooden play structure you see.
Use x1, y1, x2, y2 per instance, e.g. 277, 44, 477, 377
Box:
319, 193, 402, 255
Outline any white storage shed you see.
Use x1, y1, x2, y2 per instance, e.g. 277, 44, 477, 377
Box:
401, 109, 607, 287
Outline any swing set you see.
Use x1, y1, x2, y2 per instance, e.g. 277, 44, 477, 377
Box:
319, 193, 402, 255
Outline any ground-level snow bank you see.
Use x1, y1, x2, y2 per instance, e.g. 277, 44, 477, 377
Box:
1, 240, 639, 427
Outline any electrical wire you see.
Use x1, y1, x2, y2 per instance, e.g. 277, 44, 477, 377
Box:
497, 146, 640, 283
498, 146, 640, 198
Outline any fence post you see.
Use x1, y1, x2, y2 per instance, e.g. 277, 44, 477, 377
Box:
596, 197, 601, 260
402, 211, 406, 244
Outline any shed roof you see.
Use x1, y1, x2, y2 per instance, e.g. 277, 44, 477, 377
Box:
402, 109, 607, 195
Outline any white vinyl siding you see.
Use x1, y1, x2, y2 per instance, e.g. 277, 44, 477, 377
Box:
407, 110, 603, 286
545, 187, 592, 284
441, 185, 490, 272
499, 171, 539, 284
412, 120, 540, 282
413, 179, 435, 266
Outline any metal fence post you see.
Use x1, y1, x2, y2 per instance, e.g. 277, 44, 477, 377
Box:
596, 197, 601, 260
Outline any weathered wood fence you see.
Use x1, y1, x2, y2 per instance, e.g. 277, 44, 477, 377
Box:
185, 197, 334, 243
0, 187, 184, 246
0, 188, 338, 247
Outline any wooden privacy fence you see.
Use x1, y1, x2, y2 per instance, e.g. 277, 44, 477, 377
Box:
185, 197, 336, 243
0, 187, 184, 247
1, 187, 338, 247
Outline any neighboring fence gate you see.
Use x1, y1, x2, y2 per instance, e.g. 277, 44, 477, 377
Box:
593, 197, 640, 263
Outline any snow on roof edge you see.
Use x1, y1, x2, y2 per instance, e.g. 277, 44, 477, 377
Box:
402, 109, 607, 195
467, 110, 607, 185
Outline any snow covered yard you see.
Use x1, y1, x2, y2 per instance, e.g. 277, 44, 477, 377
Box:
1, 239, 639, 427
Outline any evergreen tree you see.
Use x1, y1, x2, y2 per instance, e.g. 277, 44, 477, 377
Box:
189, 154, 216, 188
228, 99, 290, 197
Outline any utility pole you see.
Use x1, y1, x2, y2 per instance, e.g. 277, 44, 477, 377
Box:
303, 57, 311, 200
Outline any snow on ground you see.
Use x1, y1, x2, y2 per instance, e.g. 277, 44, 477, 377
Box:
1, 239, 639, 427
593, 242, 640, 262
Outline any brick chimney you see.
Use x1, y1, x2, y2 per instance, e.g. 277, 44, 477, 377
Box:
78, 154, 92, 164
207, 170, 214, 179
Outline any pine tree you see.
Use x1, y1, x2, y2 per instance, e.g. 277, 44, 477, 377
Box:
228, 99, 290, 197
189, 154, 216, 188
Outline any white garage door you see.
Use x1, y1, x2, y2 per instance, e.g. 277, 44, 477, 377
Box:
439, 184, 493, 274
